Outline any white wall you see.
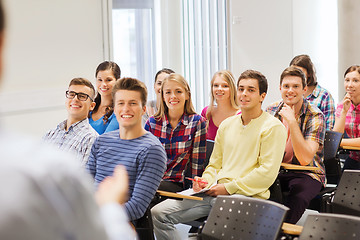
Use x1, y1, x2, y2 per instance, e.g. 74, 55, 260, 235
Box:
292, 0, 338, 103
0, 0, 104, 137
228, 0, 293, 107
338, 0, 360, 99
228, 0, 339, 107
0, 0, 341, 137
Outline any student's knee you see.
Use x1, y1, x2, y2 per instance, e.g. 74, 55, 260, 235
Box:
151, 200, 175, 224
151, 204, 165, 222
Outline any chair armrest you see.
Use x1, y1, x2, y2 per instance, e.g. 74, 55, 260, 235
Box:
281, 222, 303, 235
281, 163, 319, 171
156, 190, 203, 201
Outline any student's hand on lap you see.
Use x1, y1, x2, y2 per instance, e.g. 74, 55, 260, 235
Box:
279, 103, 296, 123
206, 184, 229, 197
193, 176, 208, 192
95, 165, 129, 206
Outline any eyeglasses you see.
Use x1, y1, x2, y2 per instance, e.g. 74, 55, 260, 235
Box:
66, 90, 93, 102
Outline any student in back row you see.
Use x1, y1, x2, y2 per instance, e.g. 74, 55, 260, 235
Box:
43, 78, 98, 165
145, 73, 207, 192
151, 70, 287, 240
201, 70, 240, 140
289, 54, 335, 130
89, 61, 120, 134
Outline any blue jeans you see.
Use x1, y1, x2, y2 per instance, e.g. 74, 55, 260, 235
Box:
151, 194, 216, 240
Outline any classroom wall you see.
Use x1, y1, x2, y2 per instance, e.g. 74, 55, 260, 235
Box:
0, 0, 343, 138
0, 0, 104, 137
228, 0, 293, 107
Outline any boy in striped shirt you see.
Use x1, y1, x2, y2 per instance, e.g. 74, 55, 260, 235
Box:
86, 78, 167, 226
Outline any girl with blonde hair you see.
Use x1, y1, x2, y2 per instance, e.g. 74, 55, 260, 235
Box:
201, 70, 240, 140
145, 73, 207, 192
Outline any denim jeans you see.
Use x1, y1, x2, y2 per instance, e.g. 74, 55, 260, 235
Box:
151, 193, 216, 240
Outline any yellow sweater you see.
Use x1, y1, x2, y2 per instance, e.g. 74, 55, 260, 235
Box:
202, 111, 287, 199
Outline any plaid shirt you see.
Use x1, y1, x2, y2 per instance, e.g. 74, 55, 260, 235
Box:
43, 118, 98, 166
306, 84, 335, 130
145, 113, 207, 183
336, 102, 360, 161
266, 99, 326, 186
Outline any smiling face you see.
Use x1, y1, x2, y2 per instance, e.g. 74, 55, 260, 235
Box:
113, 90, 145, 130
344, 70, 360, 104
237, 78, 265, 112
162, 80, 189, 114
66, 85, 95, 122
212, 76, 231, 103
280, 75, 306, 107
96, 69, 117, 98
154, 72, 169, 101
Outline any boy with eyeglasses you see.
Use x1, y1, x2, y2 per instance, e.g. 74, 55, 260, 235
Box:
43, 77, 98, 165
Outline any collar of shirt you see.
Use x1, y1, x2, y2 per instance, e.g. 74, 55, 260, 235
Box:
58, 118, 89, 132
309, 83, 320, 98
162, 113, 189, 128
349, 102, 360, 112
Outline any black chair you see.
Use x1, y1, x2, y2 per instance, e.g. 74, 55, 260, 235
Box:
133, 208, 155, 240
198, 195, 289, 240
325, 170, 360, 216
298, 213, 360, 240
323, 130, 343, 184
307, 130, 343, 212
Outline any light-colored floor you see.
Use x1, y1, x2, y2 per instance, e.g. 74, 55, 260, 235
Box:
154, 224, 195, 240
176, 224, 193, 240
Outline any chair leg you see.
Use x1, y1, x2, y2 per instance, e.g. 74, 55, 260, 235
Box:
134, 208, 155, 240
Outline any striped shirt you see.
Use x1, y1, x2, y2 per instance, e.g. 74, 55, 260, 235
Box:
266, 99, 326, 186
86, 131, 166, 221
145, 113, 207, 184
335, 101, 360, 161
43, 118, 98, 166
306, 84, 335, 130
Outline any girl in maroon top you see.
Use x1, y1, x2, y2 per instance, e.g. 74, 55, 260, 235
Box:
201, 70, 240, 140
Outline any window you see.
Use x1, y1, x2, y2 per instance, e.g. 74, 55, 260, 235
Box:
182, 0, 228, 111
110, 0, 157, 99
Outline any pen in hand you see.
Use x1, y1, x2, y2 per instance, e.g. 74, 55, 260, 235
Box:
185, 177, 208, 184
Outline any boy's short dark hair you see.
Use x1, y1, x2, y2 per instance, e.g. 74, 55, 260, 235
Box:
112, 78, 148, 106
237, 70, 268, 95
69, 78, 96, 99
280, 66, 306, 88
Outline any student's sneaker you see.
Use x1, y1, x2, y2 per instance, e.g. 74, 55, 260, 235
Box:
188, 226, 199, 237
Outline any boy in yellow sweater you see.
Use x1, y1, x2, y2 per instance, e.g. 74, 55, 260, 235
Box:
152, 70, 287, 240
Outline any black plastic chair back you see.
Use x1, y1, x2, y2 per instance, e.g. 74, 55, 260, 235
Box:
331, 170, 360, 216
323, 130, 343, 184
204, 140, 215, 167
133, 208, 155, 240
299, 213, 360, 240
201, 195, 288, 240
269, 178, 283, 204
